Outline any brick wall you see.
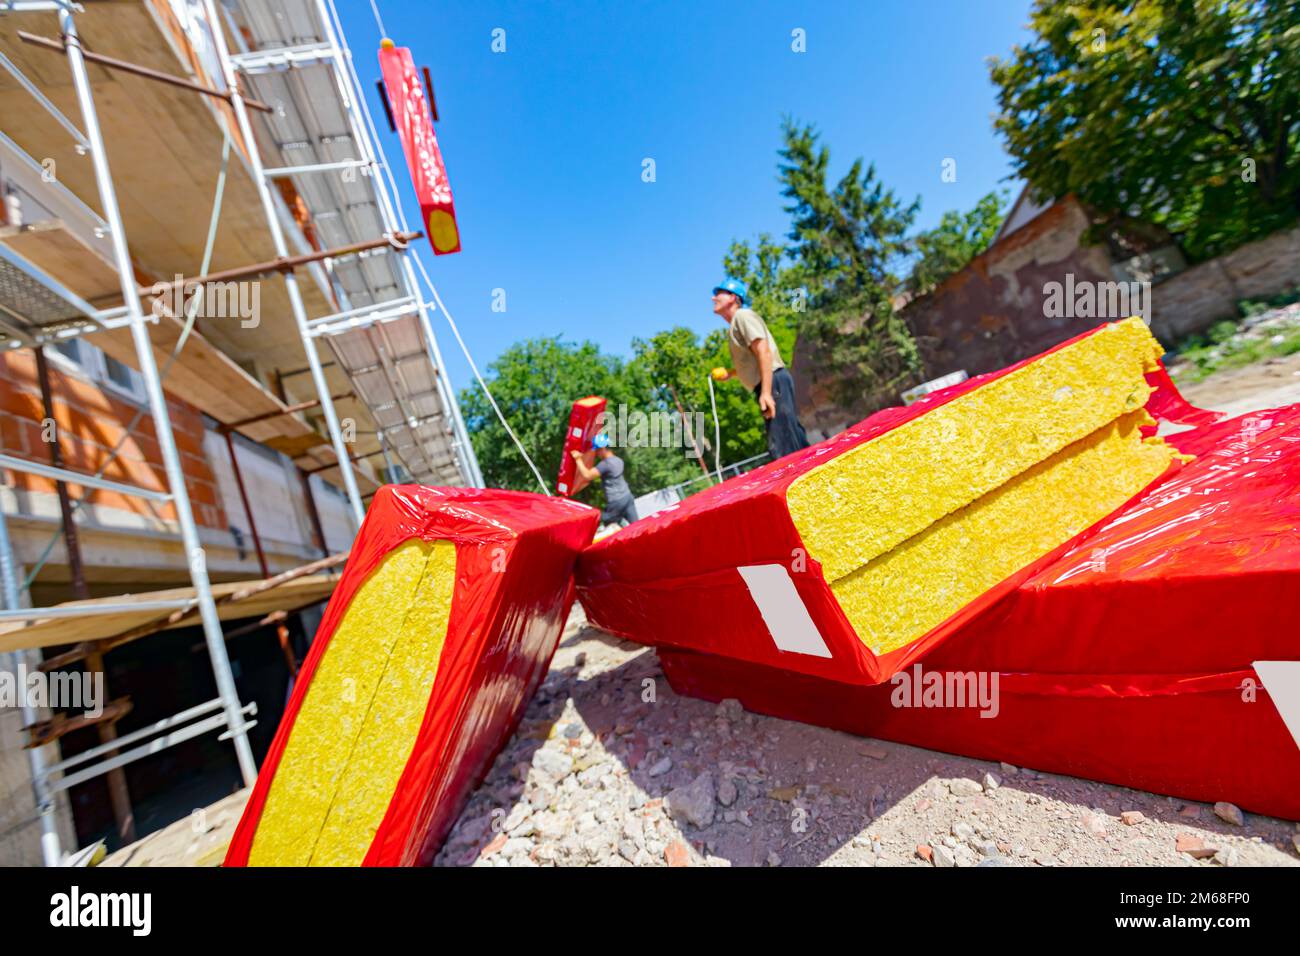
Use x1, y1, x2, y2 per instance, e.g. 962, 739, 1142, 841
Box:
791, 198, 1117, 438
0, 349, 227, 531
792, 201, 1300, 438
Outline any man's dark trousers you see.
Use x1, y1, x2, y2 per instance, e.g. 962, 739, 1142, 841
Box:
601, 497, 638, 526
756, 366, 811, 461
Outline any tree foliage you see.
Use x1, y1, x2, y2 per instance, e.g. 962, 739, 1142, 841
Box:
459, 337, 700, 498
776, 119, 922, 404
908, 190, 1007, 296
990, 0, 1300, 261
631, 326, 767, 469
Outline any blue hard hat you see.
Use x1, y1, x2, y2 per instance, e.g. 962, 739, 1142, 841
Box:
712, 277, 747, 305
592, 432, 611, 449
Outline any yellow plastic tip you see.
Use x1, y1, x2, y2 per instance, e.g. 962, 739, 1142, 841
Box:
380, 38, 396, 49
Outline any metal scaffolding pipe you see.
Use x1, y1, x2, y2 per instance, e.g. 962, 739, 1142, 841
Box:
0, 508, 62, 866
34, 346, 136, 844
138, 232, 420, 296
224, 431, 268, 578
58, 6, 257, 788
316, 0, 485, 488
202, 0, 366, 528
17, 29, 275, 112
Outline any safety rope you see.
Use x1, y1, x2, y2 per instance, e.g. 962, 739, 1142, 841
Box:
413, 256, 550, 495
708, 373, 723, 482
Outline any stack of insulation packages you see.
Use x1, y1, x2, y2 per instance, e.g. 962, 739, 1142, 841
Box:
579, 318, 1300, 821
226, 488, 598, 866
230, 319, 1299, 868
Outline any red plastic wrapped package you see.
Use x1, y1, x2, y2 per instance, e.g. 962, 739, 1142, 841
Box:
556, 395, 607, 497
225, 486, 598, 866
658, 402, 1300, 819
576, 319, 1181, 686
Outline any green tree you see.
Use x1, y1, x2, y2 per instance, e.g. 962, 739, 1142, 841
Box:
990, 0, 1300, 261
908, 190, 1007, 296
777, 118, 922, 404
459, 337, 699, 499
631, 325, 768, 471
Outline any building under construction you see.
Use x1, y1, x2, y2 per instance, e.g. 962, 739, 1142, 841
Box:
0, 0, 479, 865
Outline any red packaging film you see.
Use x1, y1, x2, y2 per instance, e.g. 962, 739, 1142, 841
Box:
658, 402, 1300, 819
556, 395, 607, 497
576, 319, 1188, 687
573, 313, 1300, 819
378, 41, 461, 256
225, 486, 598, 866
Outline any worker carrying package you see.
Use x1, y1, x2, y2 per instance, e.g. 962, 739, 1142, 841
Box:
225, 486, 598, 866
556, 395, 607, 497
576, 317, 1183, 686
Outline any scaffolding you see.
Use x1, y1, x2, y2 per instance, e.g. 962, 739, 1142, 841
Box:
219, 0, 483, 493
0, 0, 482, 863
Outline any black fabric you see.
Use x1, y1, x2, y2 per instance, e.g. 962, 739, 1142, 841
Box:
755, 366, 811, 462
600, 496, 639, 526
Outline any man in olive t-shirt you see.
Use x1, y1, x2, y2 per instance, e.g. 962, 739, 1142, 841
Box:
710, 277, 811, 461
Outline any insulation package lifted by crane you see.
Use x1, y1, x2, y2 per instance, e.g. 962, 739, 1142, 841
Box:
225, 487, 598, 866
576, 317, 1300, 819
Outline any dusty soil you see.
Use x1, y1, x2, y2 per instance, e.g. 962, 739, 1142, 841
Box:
434, 613, 1299, 867
1175, 350, 1300, 418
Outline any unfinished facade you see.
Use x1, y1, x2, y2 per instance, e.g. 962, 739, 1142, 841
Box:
0, 0, 479, 865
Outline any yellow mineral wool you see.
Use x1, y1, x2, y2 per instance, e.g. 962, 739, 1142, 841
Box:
787, 317, 1165, 582
830, 411, 1173, 655
247, 537, 457, 866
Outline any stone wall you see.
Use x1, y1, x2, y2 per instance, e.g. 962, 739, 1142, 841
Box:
0, 647, 77, 866
1149, 224, 1300, 343
903, 198, 1118, 382
791, 197, 1116, 439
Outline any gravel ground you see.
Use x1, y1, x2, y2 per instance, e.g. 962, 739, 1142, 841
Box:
435, 611, 1300, 868
438, 353, 1300, 869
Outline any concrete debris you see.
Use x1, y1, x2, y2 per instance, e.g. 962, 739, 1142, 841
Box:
666, 773, 716, 829
1214, 802, 1245, 826
430, 615, 1300, 868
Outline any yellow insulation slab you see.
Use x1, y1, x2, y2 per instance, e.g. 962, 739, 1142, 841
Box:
247, 537, 457, 866
788, 317, 1164, 582
831, 411, 1173, 655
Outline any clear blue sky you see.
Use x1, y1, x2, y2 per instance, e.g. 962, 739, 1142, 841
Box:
337, 0, 1034, 395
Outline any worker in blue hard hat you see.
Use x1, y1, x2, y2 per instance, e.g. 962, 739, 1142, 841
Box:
710, 277, 811, 461
570, 432, 639, 527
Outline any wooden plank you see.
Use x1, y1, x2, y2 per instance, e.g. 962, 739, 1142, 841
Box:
0, 221, 121, 301
0, 572, 340, 653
